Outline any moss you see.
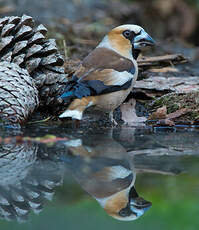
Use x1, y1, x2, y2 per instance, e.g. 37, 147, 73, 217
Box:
148, 92, 199, 121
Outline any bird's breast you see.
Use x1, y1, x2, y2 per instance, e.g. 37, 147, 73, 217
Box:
94, 70, 137, 112
93, 86, 132, 112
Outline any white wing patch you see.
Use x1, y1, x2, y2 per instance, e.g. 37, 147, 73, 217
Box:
104, 165, 132, 181
110, 71, 134, 86
107, 68, 138, 86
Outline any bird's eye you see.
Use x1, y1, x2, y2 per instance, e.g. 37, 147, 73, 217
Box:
123, 30, 131, 38
119, 207, 132, 217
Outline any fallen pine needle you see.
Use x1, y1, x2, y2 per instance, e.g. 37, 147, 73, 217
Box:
28, 116, 53, 124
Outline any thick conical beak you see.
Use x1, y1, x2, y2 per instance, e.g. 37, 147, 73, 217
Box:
130, 196, 152, 216
133, 29, 155, 49
129, 186, 152, 217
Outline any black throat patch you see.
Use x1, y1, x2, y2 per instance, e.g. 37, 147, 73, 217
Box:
132, 48, 141, 60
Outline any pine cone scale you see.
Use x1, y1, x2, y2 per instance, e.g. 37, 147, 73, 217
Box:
28, 33, 45, 45
8, 16, 21, 25
12, 41, 28, 56
0, 36, 14, 52
15, 25, 33, 41
1, 24, 16, 37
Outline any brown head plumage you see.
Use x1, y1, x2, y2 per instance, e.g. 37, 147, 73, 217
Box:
105, 24, 155, 59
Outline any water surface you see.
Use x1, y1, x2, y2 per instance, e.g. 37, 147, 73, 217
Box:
0, 124, 199, 230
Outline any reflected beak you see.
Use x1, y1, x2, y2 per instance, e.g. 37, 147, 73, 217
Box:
130, 197, 152, 217
129, 186, 152, 217
133, 30, 155, 49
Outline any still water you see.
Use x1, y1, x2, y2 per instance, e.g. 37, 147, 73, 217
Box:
0, 124, 199, 230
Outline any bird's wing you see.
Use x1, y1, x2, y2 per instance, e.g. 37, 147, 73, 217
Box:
61, 48, 137, 100
76, 47, 136, 82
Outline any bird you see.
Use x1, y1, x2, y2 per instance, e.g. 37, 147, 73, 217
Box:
59, 24, 155, 123
61, 134, 152, 221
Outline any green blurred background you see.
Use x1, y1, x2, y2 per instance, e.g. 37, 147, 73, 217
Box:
0, 172, 199, 230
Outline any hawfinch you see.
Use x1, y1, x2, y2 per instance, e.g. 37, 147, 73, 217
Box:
59, 24, 155, 122
61, 135, 152, 221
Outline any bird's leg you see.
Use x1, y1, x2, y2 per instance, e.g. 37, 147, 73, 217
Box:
109, 111, 118, 126
74, 119, 80, 128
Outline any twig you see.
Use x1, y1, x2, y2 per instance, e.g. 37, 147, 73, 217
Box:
138, 54, 187, 68
63, 39, 68, 61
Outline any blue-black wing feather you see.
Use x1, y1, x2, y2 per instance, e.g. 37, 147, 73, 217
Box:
60, 76, 132, 102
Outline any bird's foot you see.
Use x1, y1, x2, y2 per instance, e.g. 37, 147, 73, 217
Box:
111, 118, 118, 126
109, 112, 118, 126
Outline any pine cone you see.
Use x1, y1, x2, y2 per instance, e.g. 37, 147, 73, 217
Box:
0, 61, 39, 124
0, 15, 67, 107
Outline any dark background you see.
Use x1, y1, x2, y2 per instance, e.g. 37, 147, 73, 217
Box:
1, 0, 199, 59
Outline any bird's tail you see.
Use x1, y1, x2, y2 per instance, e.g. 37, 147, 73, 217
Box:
58, 78, 77, 106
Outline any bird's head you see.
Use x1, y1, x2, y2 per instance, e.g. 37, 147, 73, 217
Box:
106, 24, 155, 59
103, 185, 152, 221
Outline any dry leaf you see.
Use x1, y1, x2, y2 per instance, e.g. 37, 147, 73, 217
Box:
120, 98, 147, 124
149, 106, 167, 120
167, 108, 191, 120
134, 76, 199, 95
148, 107, 191, 127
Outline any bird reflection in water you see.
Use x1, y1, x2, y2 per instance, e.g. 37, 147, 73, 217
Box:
61, 134, 152, 221
0, 134, 151, 222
